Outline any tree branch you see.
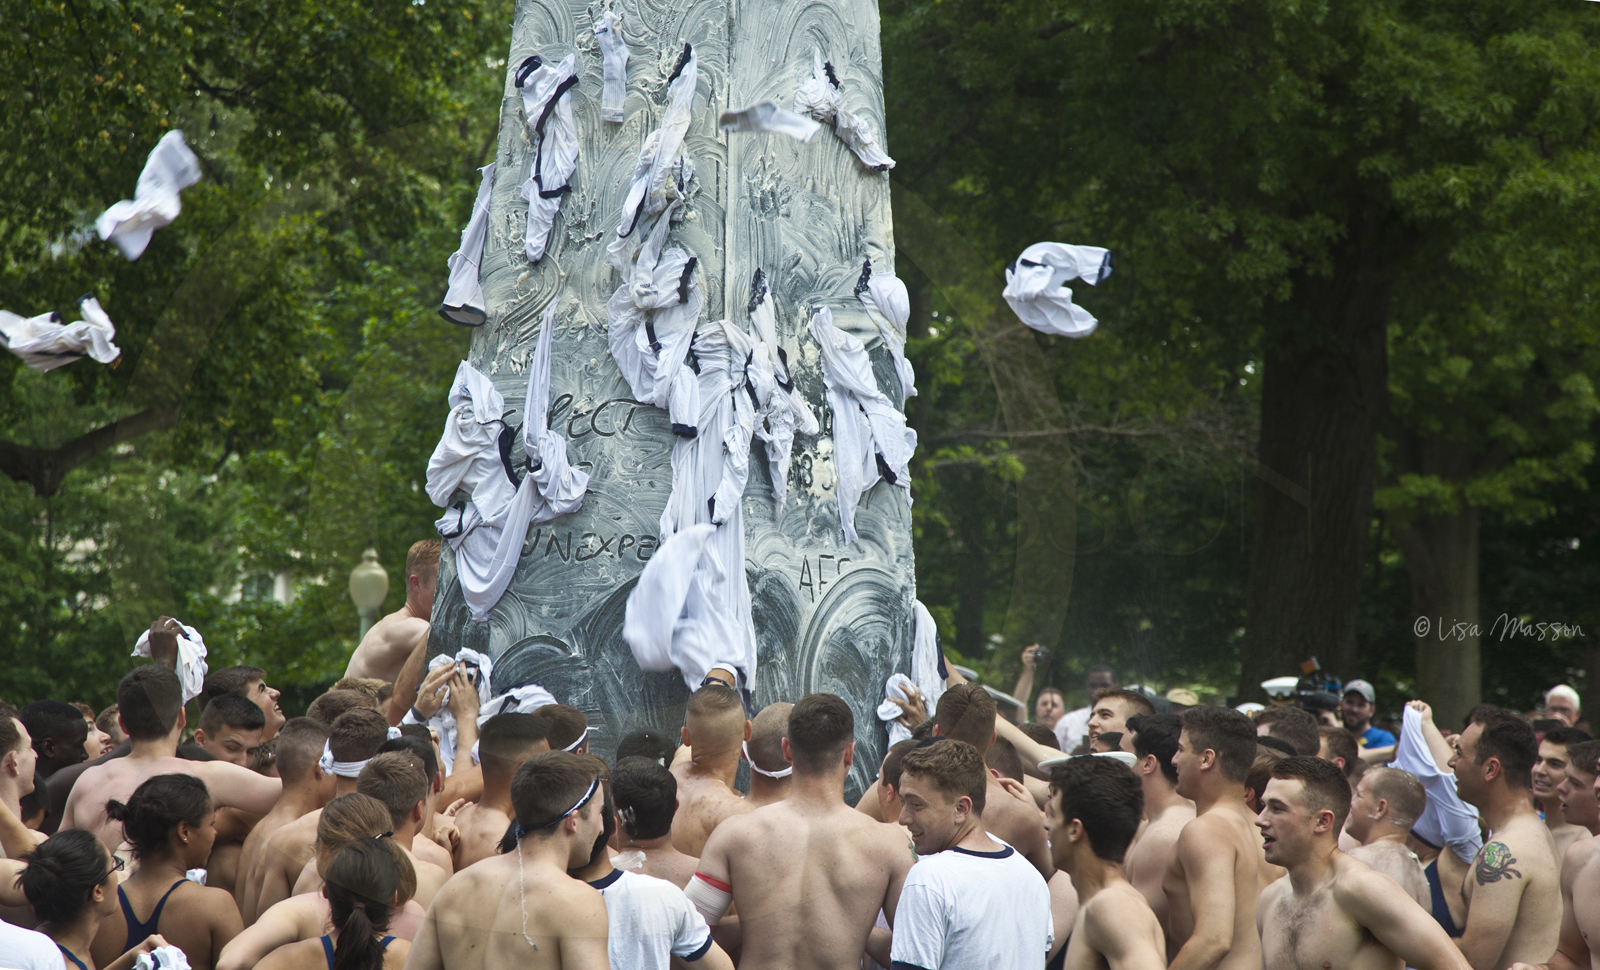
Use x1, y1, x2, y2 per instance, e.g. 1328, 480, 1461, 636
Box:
0, 403, 182, 497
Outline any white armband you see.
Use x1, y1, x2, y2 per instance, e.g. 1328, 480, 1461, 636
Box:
684, 872, 733, 925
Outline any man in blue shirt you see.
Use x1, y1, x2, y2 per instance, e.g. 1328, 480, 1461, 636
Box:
1340, 680, 1396, 749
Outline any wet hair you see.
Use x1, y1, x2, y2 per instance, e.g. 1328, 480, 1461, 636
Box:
1253, 706, 1321, 757
479, 713, 551, 779
325, 838, 406, 970
533, 704, 589, 752
933, 684, 997, 751
407, 539, 441, 581
901, 739, 987, 816
378, 736, 438, 785
357, 752, 430, 830
511, 751, 600, 837
787, 693, 855, 774
197, 666, 266, 719
1364, 766, 1426, 828
96, 705, 124, 742
0, 701, 23, 759
1180, 706, 1257, 783
1247, 745, 1285, 805
1318, 727, 1361, 776
1019, 722, 1061, 751
1269, 756, 1353, 832
880, 739, 919, 791
329, 708, 392, 764
1256, 735, 1297, 758
104, 773, 211, 861
331, 677, 388, 703
748, 703, 793, 776
1051, 755, 1143, 863
20, 829, 110, 924
985, 737, 1026, 781
1091, 688, 1156, 720
21, 700, 86, 750
307, 690, 380, 726
276, 718, 332, 784
613, 756, 677, 840
1566, 740, 1600, 781
1091, 732, 1124, 753
118, 666, 185, 741
1543, 726, 1592, 748
1126, 714, 1181, 786
317, 795, 417, 904
616, 728, 677, 767
199, 694, 266, 736
1467, 706, 1538, 790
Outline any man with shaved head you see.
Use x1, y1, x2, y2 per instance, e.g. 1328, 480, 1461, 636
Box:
237, 717, 335, 921
744, 702, 792, 808
453, 712, 550, 868
672, 684, 754, 856
1345, 765, 1432, 908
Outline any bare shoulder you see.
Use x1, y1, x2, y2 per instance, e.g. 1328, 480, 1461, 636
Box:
1178, 810, 1243, 851
1566, 835, 1600, 872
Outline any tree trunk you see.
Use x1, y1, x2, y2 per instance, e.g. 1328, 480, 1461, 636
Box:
1392, 505, 1481, 729
1237, 216, 1395, 701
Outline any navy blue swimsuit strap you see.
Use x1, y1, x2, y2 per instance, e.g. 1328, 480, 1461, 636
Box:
322, 934, 337, 970
58, 944, 89, 970
122, 879, 188, 954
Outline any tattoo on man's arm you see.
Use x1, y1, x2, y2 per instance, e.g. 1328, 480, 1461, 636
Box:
1474, 842, 1523, 885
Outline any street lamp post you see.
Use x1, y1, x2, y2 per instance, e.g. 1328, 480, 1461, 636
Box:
348, 546, 390, 641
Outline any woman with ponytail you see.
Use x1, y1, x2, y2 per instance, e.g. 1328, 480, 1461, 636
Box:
255, 837, 410, 970
19, 828, 169, 970
90, 774, 242, 970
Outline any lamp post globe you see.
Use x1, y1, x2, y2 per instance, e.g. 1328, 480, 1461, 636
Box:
348, 546, 390, 640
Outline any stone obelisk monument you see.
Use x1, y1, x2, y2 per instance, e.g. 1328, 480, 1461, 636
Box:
427, 0, 912, 798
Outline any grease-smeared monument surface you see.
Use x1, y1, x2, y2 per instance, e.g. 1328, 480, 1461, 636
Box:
427, 0, 914, 798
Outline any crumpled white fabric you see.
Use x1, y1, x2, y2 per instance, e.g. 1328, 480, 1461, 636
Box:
746, 270, 818, 512
624, 524, 753, 696
134, 944, 192, 970
439, 163, 497, 326
606, 249, 704, 438
792, 50, 895, 171
809, 306, 916, 545
878, 673, 921, 746
610, 43, 696, 258
1001, 242, 1114, 338
1394, 706, 1482, 864
0, 296, 121, 372
911, 600, 945, 714
595, 12, 629, 123
317, 727, 400, 779
427, 303, 589, 621
185, 868, 207, 885
96, 130, 202, 260
407, 648, 492, 774
718, 102, 821, 142
131, 621, 209, 705
517, 54, 580, 263
854, 261, 915, 407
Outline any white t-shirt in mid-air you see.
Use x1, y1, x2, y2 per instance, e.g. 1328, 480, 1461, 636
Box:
589, 868, 715, 968
0, 920, 66, 970
890, 839, 1053, 970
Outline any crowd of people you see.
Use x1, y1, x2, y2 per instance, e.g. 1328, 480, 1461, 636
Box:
1, 539, 1596, 970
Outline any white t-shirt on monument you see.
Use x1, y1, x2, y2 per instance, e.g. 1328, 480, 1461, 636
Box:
890, 837, 1052, 970
0, 921, 66, 970
589, 868, 715, 968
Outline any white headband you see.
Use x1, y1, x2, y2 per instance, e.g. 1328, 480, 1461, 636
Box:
319, 728, 403, 778
743, 740, 792, 779
562, 726, 590, 752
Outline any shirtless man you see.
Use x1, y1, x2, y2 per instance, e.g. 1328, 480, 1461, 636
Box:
1047, 755, 1166, 970
350, 752, 450, 907
249, 707, 391, 920
407, 751, 611, 970
1343, 766, 1431, 907
743, 703, 792, 808
1506, 742, 1600, 970
61, 666, 281, 848
236, 718, 332, 921
1087, 689, 1156, 746
1535, 727, 1593, 859
692, 693, 915, 970
344, 539, 437, 685
927, 684, 1053, 878
1163, 705, 1264, 970
613, 757, 700, 888
192, 695, 267, 767
1557, 740, 1600, 837
1256, 756, 1473, 970
452, 712, 549, 869
200, 664, 288, 742
671, 685, 754, 856
1449, 705, 1562, 970
1119, 713, 1194, 948
0, 703, 41, 850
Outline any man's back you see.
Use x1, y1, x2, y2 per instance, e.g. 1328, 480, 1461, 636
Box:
670, 766, 752, 857
980, 776, 1053, 877
63, 753, 280, 848
249, 809, 322, 922
1163, 802, 1263, 970
1557, 835, 1600, 970
618, 844, 699, 890
409, 851, 609, 970
701, 797, 913, 970
1459, 813, 1561, 969
1125, 801, 1194, 950
1348, 839, 1430, 909
1063, 879, 1164, 970
452, 800, 512, 870
344, 609, 428, 684
237, 800, 304, 922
